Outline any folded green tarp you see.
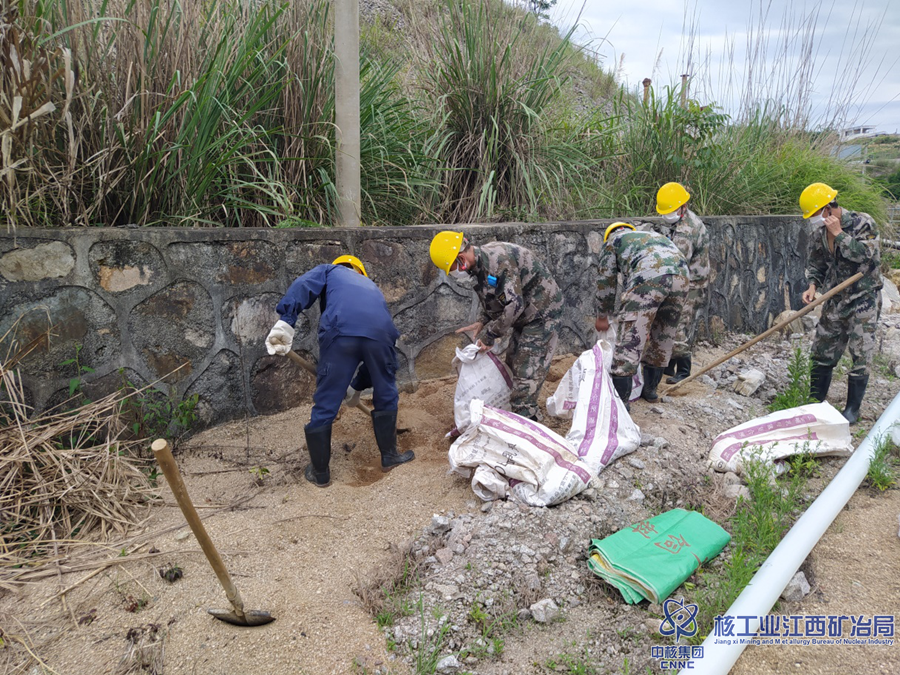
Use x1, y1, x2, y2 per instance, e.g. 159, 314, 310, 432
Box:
587, 508, 731, 604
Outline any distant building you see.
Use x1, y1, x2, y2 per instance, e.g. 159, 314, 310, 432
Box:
840, 125, 876, 141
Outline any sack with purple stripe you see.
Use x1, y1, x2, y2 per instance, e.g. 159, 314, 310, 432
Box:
448, 400, 594, 507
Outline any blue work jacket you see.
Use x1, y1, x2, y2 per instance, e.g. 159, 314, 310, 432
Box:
276, 264, 399, 348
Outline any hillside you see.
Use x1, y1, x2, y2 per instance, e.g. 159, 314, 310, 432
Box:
0, 0, 890, 228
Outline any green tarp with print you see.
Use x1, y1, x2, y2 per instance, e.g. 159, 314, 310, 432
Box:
587, 508, 731, 604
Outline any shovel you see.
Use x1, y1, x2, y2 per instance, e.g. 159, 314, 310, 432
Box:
150, 439, 275, 627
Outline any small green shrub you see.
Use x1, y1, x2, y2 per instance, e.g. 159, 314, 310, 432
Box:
768, 346, 813, 413
865, 434, 898, 491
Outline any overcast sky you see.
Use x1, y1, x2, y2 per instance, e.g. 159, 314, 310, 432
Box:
550, 0, 900, 133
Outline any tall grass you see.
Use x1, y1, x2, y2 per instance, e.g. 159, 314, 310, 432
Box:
1, 0, 437, 228
1, 0, 890, 227
415, 0, 611, 223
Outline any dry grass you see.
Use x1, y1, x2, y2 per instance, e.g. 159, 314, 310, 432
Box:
0, 349, 155, 587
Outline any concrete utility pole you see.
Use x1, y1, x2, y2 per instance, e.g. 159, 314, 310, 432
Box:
334, 0, 361, 227
680, 73, 689, 108
642, 78, 652, 105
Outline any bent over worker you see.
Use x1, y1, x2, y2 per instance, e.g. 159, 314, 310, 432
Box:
799, 182, 882, 424
429, 232, 564, 421
265, 255, 414, 487
644, 182, 710, 384
595, 223, 689, 408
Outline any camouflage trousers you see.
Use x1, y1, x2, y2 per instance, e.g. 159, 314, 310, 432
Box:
612, 274, 688, 377
811, 293, 881, 376
505, 311, 562, 419
671, 283, 708, 359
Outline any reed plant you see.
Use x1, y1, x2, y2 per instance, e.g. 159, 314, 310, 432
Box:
1, 0, 438, 228
418, 0, 610, 223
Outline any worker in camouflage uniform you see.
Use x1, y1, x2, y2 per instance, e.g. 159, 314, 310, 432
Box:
642, 182, 711, 384
799, 182, 882, 424
595, 223, 689, 409
429, 231, 564, 421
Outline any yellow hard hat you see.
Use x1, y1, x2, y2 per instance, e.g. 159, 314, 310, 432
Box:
656, 182, 690, 214
603, 222, 636, 242
429, 231, 464, 274
332, 254, 367, 277
799, 182, 838, 219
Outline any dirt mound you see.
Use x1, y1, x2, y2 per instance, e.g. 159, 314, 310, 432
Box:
1, 317, 899, 675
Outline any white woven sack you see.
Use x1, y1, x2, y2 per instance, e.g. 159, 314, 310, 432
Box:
561, 342, 642, 475
708, 401, 853, 475
451, 344, 512, 433
448, 400, 593, 507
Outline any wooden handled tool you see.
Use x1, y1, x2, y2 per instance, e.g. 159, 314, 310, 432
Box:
151, 439, 275, 627
666, 272, 864, 394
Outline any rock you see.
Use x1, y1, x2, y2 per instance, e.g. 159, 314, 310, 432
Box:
650, 406, 665, 415
627, 489, 645, 502
725, 484, 751, 501
175, 530, 191, 541
431, 514, 451, 534
480, 501, 493, 513
627, 457, 646, 470
781, 571, 811, 603
882, 277, 900, 313
436, 655, 461, 673
529, 598, 559, 623
772, 309, 806, 336
435, 548, 454, 565
640, 432, 654, 447
653, 437, 670, 450
698, 374, 717, 388
734, 369, 766, 396
723, 472, 742, 486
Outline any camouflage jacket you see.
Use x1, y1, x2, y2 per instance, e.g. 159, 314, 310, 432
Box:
471, 242, 564, 343
805, 210, 882, 305
641, 209, 710, 287
597, 229, 688, 317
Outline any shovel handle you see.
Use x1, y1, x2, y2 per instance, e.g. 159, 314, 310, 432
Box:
151, 439, 246, 619
285, 350, 373, 415
666, 272, 864, 393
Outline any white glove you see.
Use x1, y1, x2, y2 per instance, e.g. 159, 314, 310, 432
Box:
344, 386, 361, 408
265, 320, 294, 356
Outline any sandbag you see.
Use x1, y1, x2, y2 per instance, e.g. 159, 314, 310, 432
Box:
708, 401, 853, 475
448, 400, 593, 507
451, 344, 512, 433
547, 341, 641, 475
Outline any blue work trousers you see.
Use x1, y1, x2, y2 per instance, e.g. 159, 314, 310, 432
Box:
307, 335, 399, 429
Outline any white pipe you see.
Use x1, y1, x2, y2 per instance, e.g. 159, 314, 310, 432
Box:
683, 391, 900, 674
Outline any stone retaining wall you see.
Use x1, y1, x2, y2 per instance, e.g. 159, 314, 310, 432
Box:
0, 217, 807, 426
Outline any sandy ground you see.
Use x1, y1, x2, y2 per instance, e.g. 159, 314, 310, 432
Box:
732, 488, 900, 675
1, 333, 899, 675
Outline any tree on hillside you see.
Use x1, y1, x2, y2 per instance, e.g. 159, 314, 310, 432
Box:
524, 0, 557, 20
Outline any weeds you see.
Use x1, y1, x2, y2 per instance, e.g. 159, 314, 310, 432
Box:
865, 434, 898, 492
116, 369, 199, 442
690, 446, 810, 640
768, 346, 813, 413
413, 596, 451, 675
353, 543, 420, 629
543, 648, 601, 674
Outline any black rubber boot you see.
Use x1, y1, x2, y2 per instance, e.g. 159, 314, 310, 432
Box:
372, 409, 414, 471
641, 365, 664, 402
663, 359, 677, 377
303, 423, 332, 487
809, 364, 834, 403
666, 355, 692, 384
611, 375, 632, 412
842, 373, 868, 425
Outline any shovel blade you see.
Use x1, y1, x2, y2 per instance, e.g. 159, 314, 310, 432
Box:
208, 608, 276, 627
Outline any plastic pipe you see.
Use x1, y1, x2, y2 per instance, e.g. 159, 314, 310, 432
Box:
682, 390, 900, 674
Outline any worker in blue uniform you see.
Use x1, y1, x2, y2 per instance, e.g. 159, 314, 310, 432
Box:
265, 255, 414, 487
